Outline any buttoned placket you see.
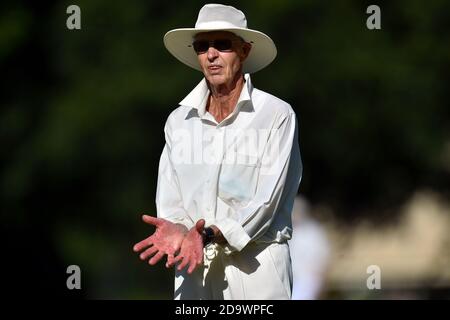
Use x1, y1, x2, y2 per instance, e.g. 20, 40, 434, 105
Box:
200, 93, 242, 215
202, 123, 228, 284
201, 121, 225, 223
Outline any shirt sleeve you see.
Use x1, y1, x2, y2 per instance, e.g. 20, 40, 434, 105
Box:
213, 112, 302, 252
155, 121, 195, 230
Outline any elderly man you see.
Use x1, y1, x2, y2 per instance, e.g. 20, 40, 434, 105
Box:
133, 3, 302, 300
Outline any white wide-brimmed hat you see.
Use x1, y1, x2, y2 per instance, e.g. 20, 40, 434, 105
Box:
163, 3, 277, 74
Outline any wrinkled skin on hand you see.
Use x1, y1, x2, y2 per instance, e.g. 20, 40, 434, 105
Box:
133, 215, 188, 267
172, 219, 206, 274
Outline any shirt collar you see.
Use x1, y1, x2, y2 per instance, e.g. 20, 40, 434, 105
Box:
179, 73, 254, 119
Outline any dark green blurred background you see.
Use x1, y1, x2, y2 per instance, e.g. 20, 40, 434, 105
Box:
1, 0, 449, 299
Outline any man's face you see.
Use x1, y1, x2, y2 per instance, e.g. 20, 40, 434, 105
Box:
193, 31, 251, 87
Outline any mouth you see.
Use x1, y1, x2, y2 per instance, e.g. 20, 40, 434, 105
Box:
208, 65, 222, 71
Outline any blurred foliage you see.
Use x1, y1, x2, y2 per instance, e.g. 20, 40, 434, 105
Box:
1, 0, 449, 298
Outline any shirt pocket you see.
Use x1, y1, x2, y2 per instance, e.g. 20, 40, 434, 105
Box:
218, 153, 260, 209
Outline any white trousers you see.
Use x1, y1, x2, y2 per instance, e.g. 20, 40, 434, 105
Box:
174, 242, 292, 300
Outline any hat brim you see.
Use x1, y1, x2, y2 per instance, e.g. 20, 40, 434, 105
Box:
163, 27, 277, 74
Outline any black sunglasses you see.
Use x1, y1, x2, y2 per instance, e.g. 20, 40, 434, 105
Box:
191, 39, 235, 54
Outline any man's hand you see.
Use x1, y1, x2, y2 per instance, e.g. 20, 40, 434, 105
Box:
133, 215, 188, 267
171, 219, 205, 274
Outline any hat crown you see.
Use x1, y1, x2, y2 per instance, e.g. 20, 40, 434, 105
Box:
195, 4, 247, 29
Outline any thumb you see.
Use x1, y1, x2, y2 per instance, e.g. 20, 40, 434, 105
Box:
195, 219, 205, 233
142, 214, 162, 227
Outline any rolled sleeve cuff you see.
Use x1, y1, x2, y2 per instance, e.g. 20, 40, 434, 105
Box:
213, 218, 251, 253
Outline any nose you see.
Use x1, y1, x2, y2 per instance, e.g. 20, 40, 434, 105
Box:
207, 46, 219, 61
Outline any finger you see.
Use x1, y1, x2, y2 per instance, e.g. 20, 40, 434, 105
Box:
193, 251, 203, 268
142, 215, 162, 227
196, 252, 203, 266
177, 255, 190, 271
166, 254, 175, 268
140, 246, 158, 261
187, 258, 200, 274
195, 219, 205, 233
133, 237, 153, 252
149, 251, 165, 265
172, 254, 184, 265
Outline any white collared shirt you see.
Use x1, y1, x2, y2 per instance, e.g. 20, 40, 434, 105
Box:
156, 74, 302, 253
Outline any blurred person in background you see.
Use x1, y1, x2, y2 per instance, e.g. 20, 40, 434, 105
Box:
133, 4, 302, 299
289, 196, 330, 300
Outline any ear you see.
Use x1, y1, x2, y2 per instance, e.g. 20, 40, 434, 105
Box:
240, 42, 252, 62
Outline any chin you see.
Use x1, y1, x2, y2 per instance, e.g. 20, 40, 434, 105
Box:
207, 74, 227, 86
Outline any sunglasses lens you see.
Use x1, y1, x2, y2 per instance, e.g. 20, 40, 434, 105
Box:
214, 39, 232, 51
193, 40, 209, 53
193, 39, 234, 53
